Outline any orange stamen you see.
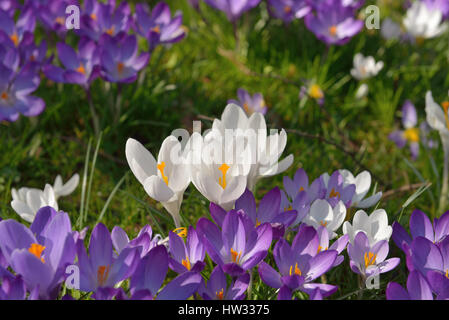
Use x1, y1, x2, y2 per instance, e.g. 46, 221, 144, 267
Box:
364, 252, 377, 268
77, 63, 86, 75
218, 164, 230, 189
289, 263, 301, 276
1, 92, 8, 100
157, 162, 169, 185
97, 265, 110, 286
28, 243, 45, 263
173, 227, 187, 238
230, 248, 242, 264
182, 256, 191, 270
216, 288, 224, 300
151, 25, 161, 33
329, 25, 337, 36
10, 32, 18, 46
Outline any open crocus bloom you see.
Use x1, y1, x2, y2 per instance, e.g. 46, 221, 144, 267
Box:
211, 103, 293, 191
403, 1, 448, 42
304, 0, 364, 45
11, 184, 58, 223
199, 265, 250, 300
258, 225, 338, 299
339, 169, 382, 208
267, 0, 311, 23
187, 131, 248, 210
422, 0, 449, 18
197, 210, 272, 276
168, 226, 205, 274
389, 100, 421, 160
76, 223, 140, 292
408, 236, 449, 278
320, 170, 356, 208
343, 209, 393, 246
350, 53, 384, 81
204, 0, 261, 22
0, 207, 76, 299
393, 209, 449, 253
227, 88, 267, 116
316, 226, 349, 267
126, 136, 190, 227
303, 199, 346, 240
347, 231, 399, 278
386, 271, 434, 300
111, 225, 163, 258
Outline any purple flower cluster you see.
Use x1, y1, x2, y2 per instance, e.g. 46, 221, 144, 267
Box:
0, 0, 185, 122
387, 210, 449, 299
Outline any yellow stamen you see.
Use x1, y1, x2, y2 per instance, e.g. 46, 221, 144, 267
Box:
299, 186, 305, 192
284, 205, 293, 211
446, 269, 449, 279
317, 245, 328, 253
90, 13, 97, 21
230, 248, 242, 264
218, 163, 230, 189
329, 188, 341, 199
97, 265, 110, 286
10, 32, 18, 47
284, 5, 292, 13
151, 25, 161, 33
157, 162, 169, 185
105, 26, 115, 35
364, 252, 377, 268
404, 128, 419, 143
28, 243, 45, 263
255, 218, 261, 227
289, 263, 301, 276
55, 17, 65, 25
77, 63, 86, 75
329, 25, 337, 36
320, 220, 328, 227
309, 84, 324, 99
442, 101, 449, 130
1, 92, 8, 100
182, 256, 191, 270
243, 102, 251, 114
173, 227, 187, 238
216, 288, 224, 300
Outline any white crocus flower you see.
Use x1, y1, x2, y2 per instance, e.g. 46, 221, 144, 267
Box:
187, 132, 248, 211
355, 83, 369, 99
339, 169, 382, 208
350, 53, 384, 81
125, 136, 190, 228
212, 104, 293, 190
425, 90, 449, 212
403, 1, 448, 41
343, 209, 392, 246
303, 199, 346, 239
52, 173, 79, 200
11, 184, 58, 223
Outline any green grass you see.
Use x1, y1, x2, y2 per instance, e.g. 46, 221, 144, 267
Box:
1, 0, 449, 299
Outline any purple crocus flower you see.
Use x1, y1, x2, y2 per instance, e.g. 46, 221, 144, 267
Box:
279, 190, 310, 229
199, 265, 250, 300
111, 224, 162, 258
43, 38, 100, 88
0, 275, 28, 300
79, 0, 130, 41
316, 225, 349, 267
38, 0, 79, 35
422, 0, 449, 18
197, 210, 272, 276
347, 231, 400, 278
426, 269, 449, 299
129, 245, 202, 300
393, 209, 449, 251
0, 207, 76, 299
282, 168, 326, 205
267, 0, 311, 23
0, 47, 45, 121
228, 88, 268, 116
204, 0, 262, 22
168, 226, 205, 273
304, 0, 364, 45
134, 2, 186, 51
18, 37, 49, 69
0, 6, 35, 48
386, 270, 434, 300
321, 170, 356, 208
99, 33, 150, 83
233, 188, 298, 239
408, 236, 449, 278
307, 0, 365, 10
258, 225, 339, 299
389, 100, 421, 160
0, 0, 19, 16
76, 223, 140, 292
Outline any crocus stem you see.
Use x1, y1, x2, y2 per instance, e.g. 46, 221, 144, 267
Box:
86, 88, 100, 137
357, 275, 365, 299
247, 268, 254, 300
438, 137, 449, 216
114, 84, 123, 124
233, 20, 239, 51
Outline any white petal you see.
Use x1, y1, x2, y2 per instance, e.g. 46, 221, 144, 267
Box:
55, 173, 80, 197
356, 192, 382, 208
126, 138, 157, 185
220, 175, 247, 205
143, 176, 174, 202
